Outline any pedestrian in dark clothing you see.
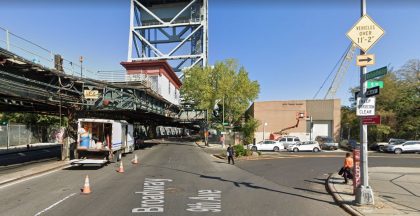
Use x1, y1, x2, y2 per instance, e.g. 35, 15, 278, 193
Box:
227, 144, 235, 165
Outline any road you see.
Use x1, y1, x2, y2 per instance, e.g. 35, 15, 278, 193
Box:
1, 141, 419, 216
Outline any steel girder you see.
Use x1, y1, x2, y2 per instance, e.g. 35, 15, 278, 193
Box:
127, 0, 208, 73
0, 47, 180, 119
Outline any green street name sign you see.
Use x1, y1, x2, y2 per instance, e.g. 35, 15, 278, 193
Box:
367, 81, 384, 89
364, 66, 387, 80
223, 122, 229, 126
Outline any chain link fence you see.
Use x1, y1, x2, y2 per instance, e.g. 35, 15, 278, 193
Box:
0, 124, 63, 149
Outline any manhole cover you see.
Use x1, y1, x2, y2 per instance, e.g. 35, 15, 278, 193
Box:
165, 187, 183, 193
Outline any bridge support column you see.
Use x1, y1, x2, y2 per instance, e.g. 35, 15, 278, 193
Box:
146, 124, 157, 139
62, 109, 78, 160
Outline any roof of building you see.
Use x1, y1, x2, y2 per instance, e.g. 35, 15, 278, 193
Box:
121, 60, 182, 89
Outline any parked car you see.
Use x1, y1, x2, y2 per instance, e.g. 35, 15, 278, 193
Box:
344, 139, 360, 151
315, 136, 338, 150
371, 138, 406, 152
369, 142, 387, 151
287, 141, 321, 152
248, 140, 284, 152
386, 140, 420, 154
278, 136, 301, 149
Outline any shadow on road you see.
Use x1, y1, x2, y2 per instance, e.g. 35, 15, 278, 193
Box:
142, 163, 335, 205
64, 165, 104, 170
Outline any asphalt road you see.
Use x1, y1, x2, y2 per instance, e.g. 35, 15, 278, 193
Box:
0, 141, 347, 216
1, 142, 419, 216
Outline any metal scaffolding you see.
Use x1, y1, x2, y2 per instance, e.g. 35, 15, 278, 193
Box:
127, 0, 208, 74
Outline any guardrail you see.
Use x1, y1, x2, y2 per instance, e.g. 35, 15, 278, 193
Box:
97, 70, 159, 93
0, 26, 98, 79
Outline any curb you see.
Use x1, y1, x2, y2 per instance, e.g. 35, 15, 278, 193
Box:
0, 163, 70, 187
326, 173, 362, 216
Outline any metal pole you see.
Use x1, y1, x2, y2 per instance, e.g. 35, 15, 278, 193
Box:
6, 123, 9, 150
348, 125, 351, 140
6, 30, 10, 51
80, 56, 83, 78
263, 124, 265, 141
310, 116, 313, 141
205, 109, 209, 146
222, 95, 225, 127
355, 0, 374, 205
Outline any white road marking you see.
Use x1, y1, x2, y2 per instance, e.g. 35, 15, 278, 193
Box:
33, 193, 76, 216
187, 190, 221, 212
132, 178, 173, 213
0, 165, 70, 190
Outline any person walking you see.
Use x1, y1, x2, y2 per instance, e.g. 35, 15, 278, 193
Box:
343, 152, 354, 184
227, 144, 235, 165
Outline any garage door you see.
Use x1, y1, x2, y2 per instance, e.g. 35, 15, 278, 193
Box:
312, 123, 329, 137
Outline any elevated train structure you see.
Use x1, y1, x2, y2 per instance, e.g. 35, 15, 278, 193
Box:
0, 0, 209, 160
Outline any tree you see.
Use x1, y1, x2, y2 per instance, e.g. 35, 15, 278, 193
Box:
241, 117, 260, 145
181, 59, 260, 125
343, 59, 420, 141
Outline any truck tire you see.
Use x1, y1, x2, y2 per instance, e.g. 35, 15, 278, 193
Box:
112, 150, 122, 162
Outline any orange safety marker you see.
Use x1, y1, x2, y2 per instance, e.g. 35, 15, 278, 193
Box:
81, 175, 91, 194
132, 154, 139, 164
117, 161, 125, 173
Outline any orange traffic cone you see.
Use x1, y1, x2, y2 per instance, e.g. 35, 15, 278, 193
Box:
117, 161, 125, 173
132, 154, 139, 164
81, 175, 91, 194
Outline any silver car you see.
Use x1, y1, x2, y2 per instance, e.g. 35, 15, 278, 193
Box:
386, 140, 420, 154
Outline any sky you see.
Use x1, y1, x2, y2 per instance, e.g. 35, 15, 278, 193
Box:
0, 0, 419, 106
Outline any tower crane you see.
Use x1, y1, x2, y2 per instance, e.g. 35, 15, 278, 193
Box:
323, 43, 357, 99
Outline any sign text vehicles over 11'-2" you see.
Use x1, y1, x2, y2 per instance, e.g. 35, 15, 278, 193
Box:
347, 15, 385, 52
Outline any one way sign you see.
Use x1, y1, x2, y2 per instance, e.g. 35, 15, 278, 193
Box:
356, 54, 375, 67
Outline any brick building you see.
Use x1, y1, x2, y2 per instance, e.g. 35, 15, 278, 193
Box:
247, 99, 341, 142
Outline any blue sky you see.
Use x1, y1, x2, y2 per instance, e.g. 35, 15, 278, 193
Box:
0, 0, 419, 105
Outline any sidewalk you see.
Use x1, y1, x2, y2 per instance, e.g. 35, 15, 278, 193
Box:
327, 167, 420, 215
0, 160, 70, 186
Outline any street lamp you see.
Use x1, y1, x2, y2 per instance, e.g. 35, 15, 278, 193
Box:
263, 122, 268, 141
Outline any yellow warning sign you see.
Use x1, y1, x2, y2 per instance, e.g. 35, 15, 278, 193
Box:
347, 15, 385, 52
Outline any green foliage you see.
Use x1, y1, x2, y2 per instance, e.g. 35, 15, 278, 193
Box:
342, 59, 420, 141
0, 113, 65, 126
241, 117, 260, 144
181, 59, 260, 125
233, 144, 252, 157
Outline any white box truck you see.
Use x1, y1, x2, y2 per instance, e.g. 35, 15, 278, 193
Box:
71, 118, 134, 166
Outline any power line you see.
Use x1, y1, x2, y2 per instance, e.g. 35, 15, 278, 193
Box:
313, 43, 353, 99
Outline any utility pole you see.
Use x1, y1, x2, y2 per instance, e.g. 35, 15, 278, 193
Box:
355, 0, 374, 205
79, 56, 83, 78
309, 116, 313, 141
222, 95, 225, 127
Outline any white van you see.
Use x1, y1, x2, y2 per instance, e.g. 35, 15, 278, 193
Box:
72, 118, 134, 166
278, 136, 301, 149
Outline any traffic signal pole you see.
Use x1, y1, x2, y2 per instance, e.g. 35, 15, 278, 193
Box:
355, 0, 374, 205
